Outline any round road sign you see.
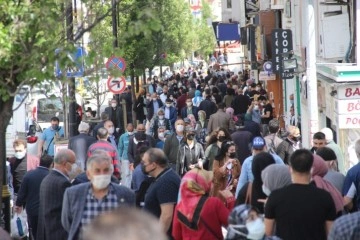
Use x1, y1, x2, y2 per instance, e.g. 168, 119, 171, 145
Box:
107, 76, 127, 94
106, 56, 127, 72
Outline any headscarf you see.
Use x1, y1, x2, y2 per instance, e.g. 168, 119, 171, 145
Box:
177, 169, 213, 226
226, 107, 238, 122
192, 90, 203, 107
312, 154, 344, 213
261, 164, 292, 192
244, 113, 252, 121
226, 204, 265, 240
251, 152, 275, 213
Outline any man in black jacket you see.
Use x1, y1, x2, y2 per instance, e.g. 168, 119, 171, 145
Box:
15, 155, 53, 239
198, 89, 217, 120
105, 98, 124, 134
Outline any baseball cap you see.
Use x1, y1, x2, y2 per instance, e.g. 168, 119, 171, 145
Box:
252, 136, 265, 150
316, 147, 337, 161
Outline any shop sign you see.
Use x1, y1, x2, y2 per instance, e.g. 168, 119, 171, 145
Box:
337, 85, 360, 100
338, 114, 360, 129
335, 99, 360, 114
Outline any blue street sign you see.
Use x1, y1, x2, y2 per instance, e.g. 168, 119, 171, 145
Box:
55, 47, 86, 78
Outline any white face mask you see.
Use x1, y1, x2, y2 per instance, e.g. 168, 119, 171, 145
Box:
91, 174, 111, 190
158, 132, 165, 139
186, 102, 192, 107
111, 103, 117, 108
128, 131, 134, 136
254, 105, 259, 111
166, 103, 172, 108
246, 218, 265, 240
14, 151, 26, 159
108, 127, 115, 135
262, 185, 271, 196
152, 98, 157, 101
176, 125, 184, 132
158, 115, 164, 120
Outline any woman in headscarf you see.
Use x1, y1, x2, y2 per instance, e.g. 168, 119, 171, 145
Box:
312, 154, 344, 216
261, 164, 292, 196
192, 90, 203, 107
236, 152, 275, 213
172, 169, 235, 240
226, 204, 265, 240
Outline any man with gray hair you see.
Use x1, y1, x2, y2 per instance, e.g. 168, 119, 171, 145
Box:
37, 149, 76, 240
62, 150, 135, 240
264, 119, 283, 154
69, 121, 96, 171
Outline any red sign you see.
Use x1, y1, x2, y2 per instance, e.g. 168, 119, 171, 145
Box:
105, 56, 126, 72
107, 77, 126, 94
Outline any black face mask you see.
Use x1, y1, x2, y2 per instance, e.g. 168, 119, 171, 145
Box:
292, 136, 301, 142
218, 136, 226, 142
228, 152, 236, 158
141, 164, 155, 175
187, 134, 195, 140
136, 131, 146, 141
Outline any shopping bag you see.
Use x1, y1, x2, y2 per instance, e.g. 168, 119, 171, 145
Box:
10, 212, 28, 238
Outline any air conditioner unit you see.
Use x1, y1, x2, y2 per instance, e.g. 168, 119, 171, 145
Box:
318, 13, 350, 59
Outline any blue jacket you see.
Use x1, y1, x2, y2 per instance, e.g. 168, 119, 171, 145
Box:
181, 106, 199, 121
118, 132, 132, 160
162, 106, 177, 127
62, 182, 135, 240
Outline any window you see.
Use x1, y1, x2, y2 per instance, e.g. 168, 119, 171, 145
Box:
227, 0, 232, 8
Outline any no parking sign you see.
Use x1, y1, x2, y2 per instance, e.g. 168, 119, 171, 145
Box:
107, 76, 127, 94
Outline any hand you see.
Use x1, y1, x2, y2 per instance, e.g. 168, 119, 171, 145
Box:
129, 163, 134, 171
258, 198, 267, 205
219, 189, 234, 199
197, 161, 203, 169
14, 206, 22, 214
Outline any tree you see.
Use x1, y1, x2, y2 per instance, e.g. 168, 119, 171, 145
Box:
0, 0, 159, 214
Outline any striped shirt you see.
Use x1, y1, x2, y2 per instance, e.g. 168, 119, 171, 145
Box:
87, 140, 121, 179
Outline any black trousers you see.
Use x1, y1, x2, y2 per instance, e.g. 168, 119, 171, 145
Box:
27, 214, 38, 240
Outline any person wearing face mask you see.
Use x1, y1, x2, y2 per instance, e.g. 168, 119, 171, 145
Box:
246, 100, 262, 125
37, 116, 64, 157
177, 86, 188, 115
104, 120, 119, 148
162, 98, 178, 129
117, 123, 135, 188
181, 97, 199, 121
8, 140, 34, 196
176, 127, 205, 176
61, 150, 135, 240
147, 93, 164, 121
133, 88, 147, 124
212, 141, 241, 198
37, 149, 76, 240
172, 169, 236, 240
14, 155, 54, 239
128, 124, 156, 170
192, 89, 203, 107
142, 148, 180, 238
155, 127, 167, 149
164, 119, 186, 172
226, 204, 267, 240
88, 128, 121, 180
104, 99, 124, 135
275, 125, 302, 164
150, 109, 172, 139
147, 77, 156, 94
204, 128, 231, 171
258, 96, 273, 136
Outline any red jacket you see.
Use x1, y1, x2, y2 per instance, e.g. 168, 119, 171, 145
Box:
172, 197, 234, 240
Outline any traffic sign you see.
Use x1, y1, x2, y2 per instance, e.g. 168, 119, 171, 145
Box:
106, 56, 126, 72
107, 76, 127, 94
55, 47, 86, 78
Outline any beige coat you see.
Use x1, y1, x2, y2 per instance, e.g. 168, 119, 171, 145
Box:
207, 109, 231, 133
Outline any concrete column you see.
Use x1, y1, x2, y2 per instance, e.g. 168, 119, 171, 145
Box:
306, 0, 319, 144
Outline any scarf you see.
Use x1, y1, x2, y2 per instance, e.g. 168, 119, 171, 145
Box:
312, 154, 344, 213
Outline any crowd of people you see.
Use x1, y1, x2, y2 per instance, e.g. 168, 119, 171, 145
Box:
5, 66, 360, 240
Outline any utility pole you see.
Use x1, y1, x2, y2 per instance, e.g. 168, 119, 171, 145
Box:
112, 0, 121, 105
305, 0, 318, 145
66, 0, 77, 137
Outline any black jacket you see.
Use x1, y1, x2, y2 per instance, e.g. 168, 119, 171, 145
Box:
198, 97, 217, 120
